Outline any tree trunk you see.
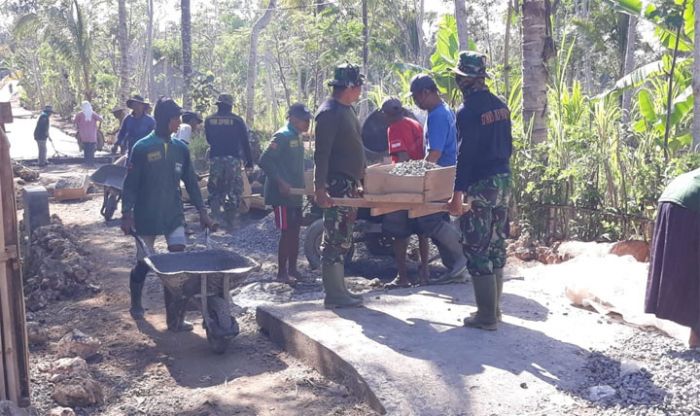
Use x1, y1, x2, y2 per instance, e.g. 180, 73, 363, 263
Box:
117, 0, 129, 103
693, 0, 700, 151
621, 15, 637, 125
415, 0, 426, 66
521, 0, 550, 143
454, 0, 469, 50
503, 0, 514, 99
360, 0, 369, 120
181, 0, 192, 108
143, 0, 154, 100
245, 0, 277, 127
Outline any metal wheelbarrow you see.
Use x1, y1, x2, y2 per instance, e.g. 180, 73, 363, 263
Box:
134, 232, 260, 354
90, 164, 127, 221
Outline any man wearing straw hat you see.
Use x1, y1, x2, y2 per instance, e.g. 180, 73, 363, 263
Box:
114, 94, 155, 157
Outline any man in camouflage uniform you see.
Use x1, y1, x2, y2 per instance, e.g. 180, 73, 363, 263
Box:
314, 63, 366, 308
205, 94, 253, 226
446, 51, 513, 331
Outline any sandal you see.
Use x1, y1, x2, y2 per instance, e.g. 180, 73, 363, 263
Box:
384, 277, 412, 289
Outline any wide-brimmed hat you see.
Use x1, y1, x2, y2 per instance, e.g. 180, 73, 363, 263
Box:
452, 51, 490, 78
215, 94, 234, 106
328, 63, 365, 88
288, 103, 312, 120
42, 105, 53, 114
182, 110, 203, 124
126, 94, 150, 109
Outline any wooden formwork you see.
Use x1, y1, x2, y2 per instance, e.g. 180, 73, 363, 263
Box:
0, 126, 31, 406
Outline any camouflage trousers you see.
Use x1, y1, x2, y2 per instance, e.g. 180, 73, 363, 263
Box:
207, 156, 243, 223
321, 176, 359, 266
460, 173, 511, 277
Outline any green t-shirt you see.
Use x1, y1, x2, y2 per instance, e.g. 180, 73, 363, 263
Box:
659, 168, 700, 213
122, 131, 204, 235
259, 123, 305, 207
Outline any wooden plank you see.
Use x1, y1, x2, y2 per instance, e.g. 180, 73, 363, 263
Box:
330, 197, 378, 208
370, 206, 404, 216
0, 127, 30, 405
408, 203, 471, 219
289, 188, 310, 196
363, 193, 424, 203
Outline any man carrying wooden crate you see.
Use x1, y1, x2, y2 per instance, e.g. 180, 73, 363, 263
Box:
259, 103, 312, 286
446, 51, 513, 331
313, 63, 366, 308
409, 74, 469, 285
379, 97, 430, 288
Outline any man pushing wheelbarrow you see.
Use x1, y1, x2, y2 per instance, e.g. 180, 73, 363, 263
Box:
120, 96, 216, 331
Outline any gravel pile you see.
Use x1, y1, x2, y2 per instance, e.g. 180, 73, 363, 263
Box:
25, 216, 100, 311
566, 331, 700, 415
389, 160, 439, 176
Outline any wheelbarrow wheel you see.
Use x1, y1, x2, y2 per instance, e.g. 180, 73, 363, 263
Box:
101, 189, 120, 222
303, 219, 354, 270
204, 296, 237, 355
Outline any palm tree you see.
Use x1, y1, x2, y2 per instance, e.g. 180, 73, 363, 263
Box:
521, 0, 552, 143
117, 0, 129, 103
454, 0, 469, 50
693, 0, 700, 151
14, 0, 94, 101
245, 0, 277, 126
181, 0, 192, 108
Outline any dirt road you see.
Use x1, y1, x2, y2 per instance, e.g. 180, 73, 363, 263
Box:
24, 166, 373, 416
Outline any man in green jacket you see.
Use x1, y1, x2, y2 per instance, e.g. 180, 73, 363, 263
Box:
259, 103, 312, 285
121, 96, 215, 331
314, 63, 366, 308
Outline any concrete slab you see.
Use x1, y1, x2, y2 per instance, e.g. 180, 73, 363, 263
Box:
257, 274, 635, 415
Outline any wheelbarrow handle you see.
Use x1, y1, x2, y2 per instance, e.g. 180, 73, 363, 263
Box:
130, 231, 155, 258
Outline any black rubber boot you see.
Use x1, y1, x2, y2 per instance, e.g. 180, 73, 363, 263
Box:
129, 262, 148, 320
322, 262, 362, 309
463, 274, 498, 331
430, 222, 468, 284
164, 289, 193, 332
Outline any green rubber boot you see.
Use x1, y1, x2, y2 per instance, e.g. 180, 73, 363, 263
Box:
469, 268, 503, 321
495, 268, 504, 321
463, 274, 498, 331
322, 262, 363, 309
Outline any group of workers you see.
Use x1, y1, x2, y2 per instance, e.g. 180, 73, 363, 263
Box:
107, 50, 514, 333
26, 48, 700, 343
31, 49, 514, 332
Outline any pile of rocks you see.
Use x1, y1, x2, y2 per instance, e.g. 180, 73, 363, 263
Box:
566, 331, 700, 415
506, 231, 567, 264
389, 160, 439, 176
36, 329, 104, 412
12, 161, 40, 182
24, 216, 99, 311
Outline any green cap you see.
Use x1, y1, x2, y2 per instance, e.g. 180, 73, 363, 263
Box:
452, 51, 489, 78
328, 63, 365, 87
216, 93, 234, 106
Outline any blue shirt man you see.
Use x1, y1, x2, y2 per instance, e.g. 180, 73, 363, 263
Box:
410, 75, 457, 167
425, 101, 458, 167
116, 95, 155, 155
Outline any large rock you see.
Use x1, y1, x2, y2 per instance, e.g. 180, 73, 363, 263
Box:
51, 376, 104, 407
26, 322, 49, 345
48, 407, 75, 416
56, 330, 100, 359
610, 240, 649, 262
0, 401, 26, 416
47, 357, 89, 382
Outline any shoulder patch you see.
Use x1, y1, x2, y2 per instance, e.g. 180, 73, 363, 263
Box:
147, 151, 162, 162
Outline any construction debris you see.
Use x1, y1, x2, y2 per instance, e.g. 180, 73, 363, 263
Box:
24, 216, 99, 311
11, 161, 39, 182
56, 330, 101, 360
